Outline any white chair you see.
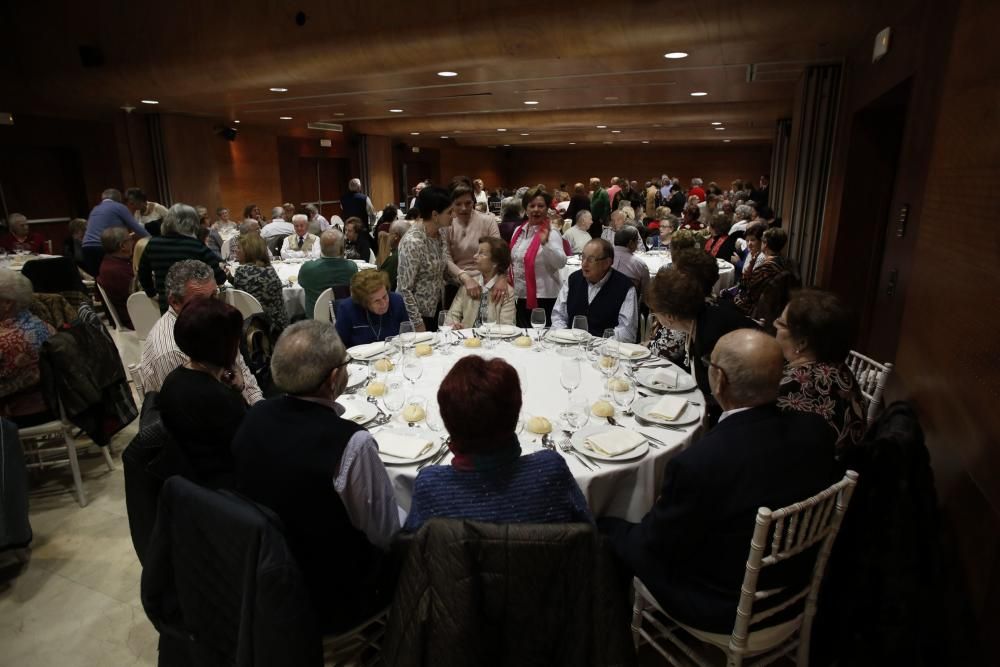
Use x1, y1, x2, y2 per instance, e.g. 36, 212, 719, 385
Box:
314, 287, 335, 322
96, 282, 140, 367
128, 363, 145, 401
631, 471, 859, 667
18, 398, 116, 508
127, 292, 162, 340
322, 607, 388, 666
220, 237, 232, 262
847, 351, 893, 426
368, 247, 377, 264
222, 288, 264, 319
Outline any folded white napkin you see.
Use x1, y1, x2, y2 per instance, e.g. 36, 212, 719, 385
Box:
650, 368, 679, 388
398, 331, 436, 345
377, 432, 434, 459
337, 401, 368, 424
349, 342, 387, 359
480, 324, 518, 336
608, 341, 648, 358
584, 429, 646, 457
548, 329, 587, 343
649, 395, 688, 421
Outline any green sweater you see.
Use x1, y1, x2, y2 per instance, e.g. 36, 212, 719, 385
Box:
591, 188, 610, 225
380, 249, 399, 291
298, 257, 358, 318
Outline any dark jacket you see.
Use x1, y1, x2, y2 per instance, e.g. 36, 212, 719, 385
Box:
123, 395, 172, 565
383, 519, 636, 667
141, 475, 321, 667
0, 418, 32, 551
601, 405, 837, 634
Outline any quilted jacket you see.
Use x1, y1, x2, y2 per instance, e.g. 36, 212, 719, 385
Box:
383, 519, 636, 667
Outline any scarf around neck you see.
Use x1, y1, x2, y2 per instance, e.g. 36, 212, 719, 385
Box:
509, 221, 549, 309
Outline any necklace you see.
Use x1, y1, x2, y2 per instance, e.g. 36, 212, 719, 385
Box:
366, 310, 383, 340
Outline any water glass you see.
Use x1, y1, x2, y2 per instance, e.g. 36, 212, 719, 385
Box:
572, 316, 589, 336
563, 395, 590, 431
398, 321, 415, 351
383, 374, 406, 414
402, 352, 423, 384
611, 374, 636, 416
530, 308, 547, 352
437, 310, 453, 355
425, 403, 444, 432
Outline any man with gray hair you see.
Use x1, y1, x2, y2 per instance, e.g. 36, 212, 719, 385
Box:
0, 212, 45, 254
279, 214, 321, 259
139, 259, 262, 403
82, 187, 150, 276
261, 207, 295, 239
612, 225, 650, 296
297, 229, 358, 318
231, 320, 399, 631
96, 227, 135, 328
341, 178, 376, 228
138, 203, 226, 313
600, 329, 836, 635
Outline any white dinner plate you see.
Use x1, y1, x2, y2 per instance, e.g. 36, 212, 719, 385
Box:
632, 396, 702, 427
634, 366, 698, 393
570, 424, 649, 462
336, 397, 378, 425
546, 329, 591, 344
373, 428, 443, 465
474, 324, 521, 338
346, 364, 369, 389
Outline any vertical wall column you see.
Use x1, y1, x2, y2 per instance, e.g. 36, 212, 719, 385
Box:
148, 114, 172, 206
784, 64, 843, 285
768, 119, 791, 219
361, 134, 395, 213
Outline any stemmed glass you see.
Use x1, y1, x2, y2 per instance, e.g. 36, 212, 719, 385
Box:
530, 308, 547, 352
599, 342, 620, 397
572, 315, 589, 341
482, 310, 498, 349
437, 310, 453, 355
611, 374, 637, 417
559, 358, 582, 422
563, 395, 590, 435
384, 335, 402, 371
398, 320, 415, 353
382, 373, 406, 418
402, 352, 423, 385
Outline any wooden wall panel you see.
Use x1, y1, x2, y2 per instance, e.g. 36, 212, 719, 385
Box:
366, 135, 395, 211
438, 147, 507, 193
215, 127, 281, 215
160, 114, 221, 209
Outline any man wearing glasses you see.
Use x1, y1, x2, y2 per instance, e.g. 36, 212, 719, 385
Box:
550, 239, 638, 341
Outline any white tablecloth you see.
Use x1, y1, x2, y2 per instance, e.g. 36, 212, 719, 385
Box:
265, 259, 377, 318
362, 332, 705, 522
562, 251, 735, 295
3, 253, 60, 272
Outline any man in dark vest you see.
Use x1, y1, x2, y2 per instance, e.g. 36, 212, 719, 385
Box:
231, 320, 400, 632
551, 238, 638, 342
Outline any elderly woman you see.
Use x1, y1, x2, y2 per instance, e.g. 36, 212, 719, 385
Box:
232, 233, 288, 337
443, 179, 503, 306
729, 203, 755, 238
343, 216, 373, 262
647, 266, 750, 423
138, 203, 226, 313
730, 220, 767, 278
646, 247, 718, 364
733, 227, 788, 315
1, 213, 45, 254
0, 270, 55, 426
498, 198, 524, 243
158, 298, 247, 487
335, 269, 410, 347
509, 186, 567, 327
397, 186, 452, 331
680, 204, 703, 231
704, 212, 737, 259
446, 237, 516, 328
775, 290, 866, 454
242, 203, 264, 224
404, 356, 591, 531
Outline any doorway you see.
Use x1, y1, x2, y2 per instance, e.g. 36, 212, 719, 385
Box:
827, 79, 911, 359
296, 157, 350, 221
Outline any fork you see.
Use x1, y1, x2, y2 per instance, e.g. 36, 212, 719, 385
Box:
562, 430, 600, 468
549, 433, 593, 470
367, 396, 389, 422
607, 415, 663, 448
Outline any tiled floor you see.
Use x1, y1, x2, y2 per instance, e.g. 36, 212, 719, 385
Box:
0, 418, 159, 667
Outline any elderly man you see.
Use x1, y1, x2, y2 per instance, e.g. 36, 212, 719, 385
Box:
1, 213, 45, 254
261, 207, 295, 239
304, 203, 332, 235
280, 214, 321, 259
379, 220, 409, 290
607, 177, 623, 213
82, 188, 150, 276
139, 259, 263, 403
564, 211, 594, 254
612, 226, 650, 297
96, 227, 135, 329
589, 177, 610, 233
298, 229, 358, 318
600, 329, 836, 635
551, 238, 637, 341
231, 320, 399, 631
602, 209, 626, 244
341, 178, 375, 227
138, 203, 226, 313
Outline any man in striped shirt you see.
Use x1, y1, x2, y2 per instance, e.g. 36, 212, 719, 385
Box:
138, 203, 226, 313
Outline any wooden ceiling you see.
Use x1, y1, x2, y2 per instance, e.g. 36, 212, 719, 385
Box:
1, 0, 905, 148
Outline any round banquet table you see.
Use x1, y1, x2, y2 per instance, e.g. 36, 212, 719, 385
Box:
265, 258, 377, 318
563, 250, 734, 295
3, 252, 61, 272
349, 330, 706, 523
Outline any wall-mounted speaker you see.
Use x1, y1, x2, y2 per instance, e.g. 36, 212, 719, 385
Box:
217, 126, 238, 141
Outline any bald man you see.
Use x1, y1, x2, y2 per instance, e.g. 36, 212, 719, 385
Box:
599, 329, 837, 636
297, 229, 358, 318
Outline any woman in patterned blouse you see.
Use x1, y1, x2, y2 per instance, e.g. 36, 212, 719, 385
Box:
775, 289, 866, 454
232, 234, 288, 337
0, 269, 55, 426
396, 186, 453, 331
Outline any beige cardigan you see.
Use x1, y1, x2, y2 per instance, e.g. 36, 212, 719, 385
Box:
447, 276, 517, 329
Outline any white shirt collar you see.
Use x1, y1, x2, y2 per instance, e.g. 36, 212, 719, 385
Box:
718, 406, 753, 423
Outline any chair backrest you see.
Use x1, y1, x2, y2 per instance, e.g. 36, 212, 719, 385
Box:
847, 351, 893, 425
128, 363, 145, 398
21, 256, 85, 294
266, 234, 290, 256
313, 287, 334, 322
220, 237, 232, 262
95, 281, 127, 331
749, 265, 800, 333
729, 471, 859, 661
222, 288, 264, 319
126, 292, 161, 340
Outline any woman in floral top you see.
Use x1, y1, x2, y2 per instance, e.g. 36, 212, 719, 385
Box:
397, 186, 452, 331
774, 290, 866, 455
0, 269, 55, 426
232, 234, 288, 337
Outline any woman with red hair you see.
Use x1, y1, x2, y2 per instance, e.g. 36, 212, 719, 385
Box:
403, 356, 591, 531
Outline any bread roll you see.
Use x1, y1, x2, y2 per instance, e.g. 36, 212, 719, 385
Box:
591, 400, 615, 417
513, 336, 533, 348
402, 404, 426, 422
464, 337, 482, 348
599, 356, 616, 369
373, 358, 394, 372
366, 381, 386, 397
608, 378, 630, 392
526, 416, 552, 434
415, 343, 433, 356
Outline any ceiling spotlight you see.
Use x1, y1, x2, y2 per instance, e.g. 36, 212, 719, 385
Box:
334, 112, 344, 116
520, 133, 530, 136
642, 140, 650, 144
437, 71, 458, 77
440, 135, 449, 139
269, 87, 288, 92
604, 96, 619, 101
503, 144, 510, 147
653, 123, 662, 127
664, 52, 688, 59
611, 130, 621, 134
279, 116, 293, 120
603, 141, 613, 144
596, 125, 607, 129
711, 121, 722, 125
140, 99, 159, 105
234, 120, 240, 124
569, 142, 576, 145
715, 127, 725, 130
690, 91, 708, 97
389, 108, 404, 113
723, 139, 731, 142
523, 100, 539, 105
410, 132, 420, 135
497, 128, 507, 132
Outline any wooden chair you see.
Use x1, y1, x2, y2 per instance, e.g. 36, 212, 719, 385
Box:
222, 288, 264, 319
847, 351, 893, 426
632, 471, 859, 667
126, 292, 161, 340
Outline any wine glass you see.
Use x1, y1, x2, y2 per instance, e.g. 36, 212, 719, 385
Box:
398, 320, 415, 352
425, 403, 444, 432
437, 310, 453, 355
611, 374, 637, 416
563, 395, 590, 433
382, 373, 406, 417
598, 342, 620, 394
530, 308, 547, 352
572, 316, 589, 340
383, 336, 402, 371
402, 352, 423, 385
482, 309, 497, 349
559, 358, 582, 421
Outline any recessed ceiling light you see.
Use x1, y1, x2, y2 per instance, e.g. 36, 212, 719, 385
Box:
497, 128, 507, 132
279, 116, 293, 120
603, 141, 613, 144
334, 112, 344, 116
437, 71, 458, 77
523, 100, 539, 105
664, 52, 688, 59
690, 91, 708, 97
653, 123, 662, 127
642, 140, 650, 144
711, 121, 722, 125
233, 120, 240, 124
503, 144, 510, 147
141, 99, 159, 105
441, 135, 449, 139
723, 139, 731, 143
568, 142, 576, 145
715, 127, 725, 130
520, 133, 530, 136
596, 125, 607, 129
410, 132, 420, 135
604, 96, 619, 101
389, 109, 404, 113
611, 130, 622, 134
269, 87, 288, 92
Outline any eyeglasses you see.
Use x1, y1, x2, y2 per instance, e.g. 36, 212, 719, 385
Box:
700, 354, 728, 384
581, 254, 612, 264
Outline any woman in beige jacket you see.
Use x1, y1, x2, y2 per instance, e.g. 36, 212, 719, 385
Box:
446, 237, 516, 329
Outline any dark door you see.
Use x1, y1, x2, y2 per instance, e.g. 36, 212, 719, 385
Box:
296, 157, 349, 221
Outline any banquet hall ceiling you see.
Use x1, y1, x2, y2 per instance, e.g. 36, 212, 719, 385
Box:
1, 0, 907, 148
